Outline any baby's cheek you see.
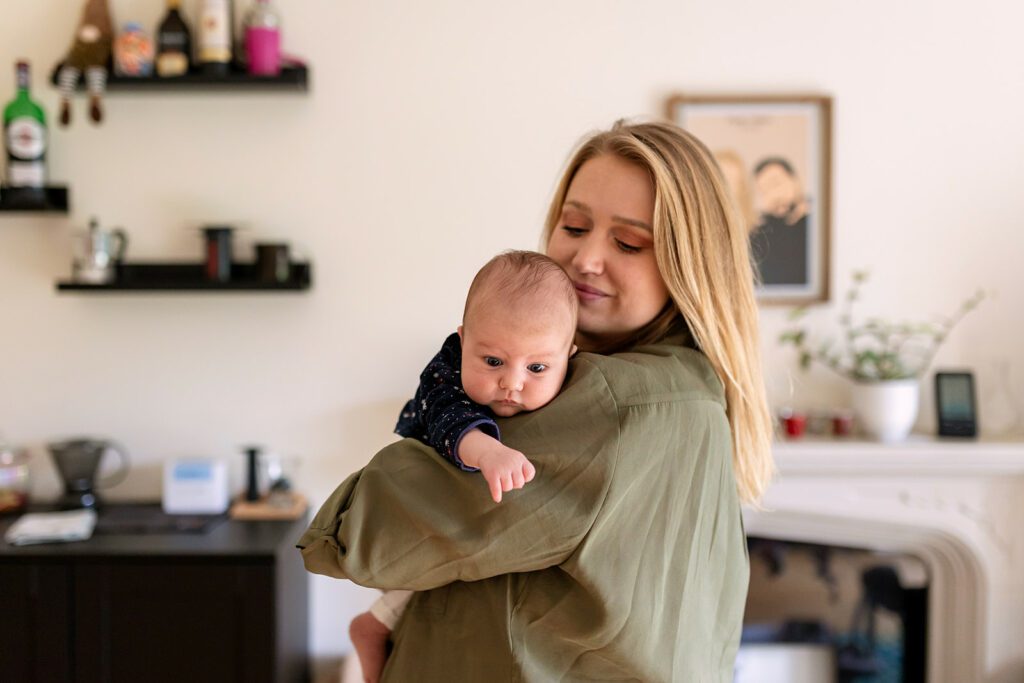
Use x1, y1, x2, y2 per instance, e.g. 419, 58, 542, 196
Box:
527, 382, 563, 411
461, 371, 494, 406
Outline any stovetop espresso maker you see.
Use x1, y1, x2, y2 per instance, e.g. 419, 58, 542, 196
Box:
47, 439, 130, 510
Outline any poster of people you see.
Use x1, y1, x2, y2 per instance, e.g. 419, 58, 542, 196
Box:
667, 94, 832, 304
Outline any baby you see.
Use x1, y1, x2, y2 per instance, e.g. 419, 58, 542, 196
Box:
349, 250, 579, 682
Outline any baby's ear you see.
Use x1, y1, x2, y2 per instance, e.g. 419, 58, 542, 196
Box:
569, 344, 578, 357
457, 325, 464, 342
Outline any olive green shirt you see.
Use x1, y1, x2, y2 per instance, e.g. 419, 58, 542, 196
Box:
298, 342, 748, 682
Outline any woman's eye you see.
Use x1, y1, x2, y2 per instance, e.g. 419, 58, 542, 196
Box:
616, 240, 642, 254
562, 226, 586, 237
527, 364, 547, 374
485, 357, 503, 367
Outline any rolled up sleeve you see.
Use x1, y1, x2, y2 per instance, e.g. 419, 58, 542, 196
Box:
298, 357, 620, 590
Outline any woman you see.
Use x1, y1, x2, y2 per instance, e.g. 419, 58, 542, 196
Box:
299, 120, 774, 681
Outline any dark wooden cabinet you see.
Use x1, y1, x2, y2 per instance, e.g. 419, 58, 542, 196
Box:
0, 563, 73, 682
0, 507, 309, 683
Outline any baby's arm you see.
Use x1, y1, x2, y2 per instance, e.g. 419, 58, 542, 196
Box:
458, 430, 536, 503
395, 332, 499, 470
394, 333, 534, 502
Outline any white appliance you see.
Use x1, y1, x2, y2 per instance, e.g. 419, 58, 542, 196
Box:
162, 459, 230, 514
733, 644, 836, 683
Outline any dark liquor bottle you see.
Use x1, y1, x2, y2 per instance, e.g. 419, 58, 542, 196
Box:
3, 61, 47, 189
156, 0, 192, 77
198, 0, 235, 76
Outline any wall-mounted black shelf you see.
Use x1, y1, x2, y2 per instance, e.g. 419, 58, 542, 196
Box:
56, 261, 312, 292
50, 63, 309, 93
0, 185, 69, 213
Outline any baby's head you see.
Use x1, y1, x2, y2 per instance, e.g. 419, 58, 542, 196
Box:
458, 251, 579, 417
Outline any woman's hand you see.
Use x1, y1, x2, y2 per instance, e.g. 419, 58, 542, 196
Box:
459, 429, 536, 503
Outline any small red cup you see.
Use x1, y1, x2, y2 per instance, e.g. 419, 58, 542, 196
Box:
832, 411, 854, 437
779, 409, 808, 439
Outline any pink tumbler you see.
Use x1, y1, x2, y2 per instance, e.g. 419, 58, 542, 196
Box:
244, 0, 281, 76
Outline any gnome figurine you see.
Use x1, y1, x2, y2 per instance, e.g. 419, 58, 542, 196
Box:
57, 0, 114, 126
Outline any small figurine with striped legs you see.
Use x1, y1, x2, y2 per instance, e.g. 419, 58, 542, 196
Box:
56, 0, 114, 126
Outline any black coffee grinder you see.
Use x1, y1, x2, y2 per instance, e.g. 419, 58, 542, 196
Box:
48, 439, 130, 510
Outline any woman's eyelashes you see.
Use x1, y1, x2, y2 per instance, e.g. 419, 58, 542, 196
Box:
616, 240, 642, 254
560, 225, 643, 254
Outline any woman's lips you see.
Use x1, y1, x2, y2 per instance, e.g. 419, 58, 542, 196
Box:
574, 282, 610, 303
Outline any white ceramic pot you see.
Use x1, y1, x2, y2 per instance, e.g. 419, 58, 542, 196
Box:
734, 644, 836, 683
849, 378, 920, 442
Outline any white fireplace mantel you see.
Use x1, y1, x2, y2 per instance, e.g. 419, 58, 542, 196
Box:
744, 435, 1024, 683
772, 435, 1024, 476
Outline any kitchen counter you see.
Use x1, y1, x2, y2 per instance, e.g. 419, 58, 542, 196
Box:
0, 501, 306, 559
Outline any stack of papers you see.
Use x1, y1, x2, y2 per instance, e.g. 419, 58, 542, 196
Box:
4, 509, 97, 546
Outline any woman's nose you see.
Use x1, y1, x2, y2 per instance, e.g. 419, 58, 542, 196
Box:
571, 234, 605, 276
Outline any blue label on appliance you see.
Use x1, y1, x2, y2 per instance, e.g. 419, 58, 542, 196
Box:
174, 463, 213, 480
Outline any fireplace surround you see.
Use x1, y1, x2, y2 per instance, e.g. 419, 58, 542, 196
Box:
745, 436, 1024, 683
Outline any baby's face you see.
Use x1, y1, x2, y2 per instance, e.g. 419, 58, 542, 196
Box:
459, 308, 576, 418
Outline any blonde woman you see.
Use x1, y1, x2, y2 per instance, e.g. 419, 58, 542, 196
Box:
300, 120, 774, 682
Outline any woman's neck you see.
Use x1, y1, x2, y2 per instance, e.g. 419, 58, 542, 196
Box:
575, 314, 691, 355
574, 330, 630, 355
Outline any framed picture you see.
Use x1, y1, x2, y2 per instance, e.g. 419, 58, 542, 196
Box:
666, 93, 832, 304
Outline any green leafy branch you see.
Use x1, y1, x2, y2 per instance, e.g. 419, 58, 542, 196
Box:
779, 270, 986, 382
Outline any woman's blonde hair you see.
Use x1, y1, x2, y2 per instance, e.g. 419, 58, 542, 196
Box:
712, 148, 758, 233
542, 120, 775, 504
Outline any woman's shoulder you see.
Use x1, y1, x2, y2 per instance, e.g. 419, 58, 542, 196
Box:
572, 341, 726, 409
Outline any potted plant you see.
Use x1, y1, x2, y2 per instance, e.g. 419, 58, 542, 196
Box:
779, 271, 985, 441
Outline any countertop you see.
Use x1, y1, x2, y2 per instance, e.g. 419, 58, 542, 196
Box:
0, 501, 309, 560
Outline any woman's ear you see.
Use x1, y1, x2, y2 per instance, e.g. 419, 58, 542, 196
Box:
570, 344, 578, 357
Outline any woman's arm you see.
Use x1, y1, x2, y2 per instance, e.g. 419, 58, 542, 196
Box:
299, 356, 620, 590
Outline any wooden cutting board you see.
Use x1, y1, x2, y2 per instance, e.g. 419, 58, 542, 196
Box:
229, 493, 308, 521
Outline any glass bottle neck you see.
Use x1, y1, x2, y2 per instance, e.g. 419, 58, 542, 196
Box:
15, 65, 30, 94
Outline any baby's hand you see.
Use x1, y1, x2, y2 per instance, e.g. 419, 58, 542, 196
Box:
459, 430, 536, 503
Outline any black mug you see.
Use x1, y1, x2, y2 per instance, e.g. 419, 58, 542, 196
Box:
256, 242, 290, 284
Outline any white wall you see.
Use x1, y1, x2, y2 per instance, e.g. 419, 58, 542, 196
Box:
2, 0, 1023, 678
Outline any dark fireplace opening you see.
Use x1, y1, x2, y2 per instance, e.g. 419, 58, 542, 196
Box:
737, 536, 929, 683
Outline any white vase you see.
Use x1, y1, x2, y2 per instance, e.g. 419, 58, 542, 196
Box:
849, 378, 920, 442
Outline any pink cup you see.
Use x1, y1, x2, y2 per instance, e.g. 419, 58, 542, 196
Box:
246, 27, 281, 76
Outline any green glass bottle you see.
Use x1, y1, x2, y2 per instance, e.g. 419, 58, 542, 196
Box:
3, 61, 47, 188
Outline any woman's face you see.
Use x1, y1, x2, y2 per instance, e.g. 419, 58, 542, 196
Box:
547, 154, 670, 349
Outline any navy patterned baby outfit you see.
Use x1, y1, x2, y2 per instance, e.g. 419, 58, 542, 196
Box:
394, 332, 500, 471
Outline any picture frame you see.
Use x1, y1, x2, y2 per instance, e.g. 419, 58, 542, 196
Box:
666, 93, 833, 304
